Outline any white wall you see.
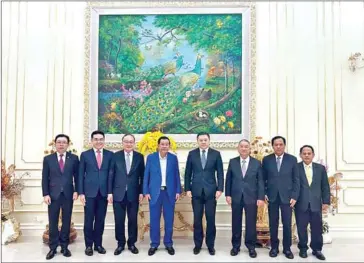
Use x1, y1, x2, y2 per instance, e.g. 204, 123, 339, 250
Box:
2, 1, 364, 234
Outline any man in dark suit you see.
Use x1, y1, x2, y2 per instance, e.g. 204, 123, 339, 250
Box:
296, 145, 330, 261
143, 136, 182, 256
184, 132, 224, 255
78, 130, 113, 256
42, 134, 79, 260
108, 134, 144, 255
225, 139, 265, 258
262, 136, 299, 259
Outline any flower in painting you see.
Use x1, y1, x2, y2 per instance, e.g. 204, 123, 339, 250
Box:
213, 117, 221, 126
226, 110, 233, 117
182, 98, 188, 103
218, 116, 226, 123
227, 121, 234, 128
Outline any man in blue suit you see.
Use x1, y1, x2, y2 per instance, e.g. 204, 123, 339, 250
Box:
78, 130, 113, 256
42, 134, 79, 260
143, 136, 182, 256
262, 136, 300, 259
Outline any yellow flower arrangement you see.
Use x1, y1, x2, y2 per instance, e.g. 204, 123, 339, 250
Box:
137, 131, 177, 156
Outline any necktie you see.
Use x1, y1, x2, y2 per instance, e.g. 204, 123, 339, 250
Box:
276, 156, 281, 172
241, 160, 247, 178
126, 153, 131, 174
201, 150, 207, 169
305, 165, 312, 186
59, 154, 64, 172
96, 150, 102, 169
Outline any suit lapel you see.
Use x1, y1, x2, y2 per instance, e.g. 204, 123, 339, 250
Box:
63, 152, 71, 173
195, 149, 203, 170
204, 149, 212, 170
300, 162, 309, 186
278, 154, 286, 173
155, 153, 162, 177
166, 153, 171, 180
118, 151, 127, 175
53, 153, 62, 174
243, 158, 253, 180
311, 163, 318, 187
128, 151, 139, 174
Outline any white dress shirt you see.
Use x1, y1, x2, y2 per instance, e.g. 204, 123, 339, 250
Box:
94, 148, 103, 160
159, 153, 167, 187
57, 152, 66, 164
275, 153, 284, 161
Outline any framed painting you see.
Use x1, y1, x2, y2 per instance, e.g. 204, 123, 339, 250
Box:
84, 1, 256, 149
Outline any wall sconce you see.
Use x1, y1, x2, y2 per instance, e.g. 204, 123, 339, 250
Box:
348, 52, 364, 72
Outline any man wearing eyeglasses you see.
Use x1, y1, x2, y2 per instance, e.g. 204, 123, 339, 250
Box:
108, 134, 145, 255
78, 130, 114, 256
42, 134, 79, 260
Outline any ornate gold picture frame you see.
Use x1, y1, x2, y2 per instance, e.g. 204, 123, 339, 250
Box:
83, 1, 256, 149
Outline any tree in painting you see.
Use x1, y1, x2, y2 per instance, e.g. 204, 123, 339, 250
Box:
98, 14, 242, 134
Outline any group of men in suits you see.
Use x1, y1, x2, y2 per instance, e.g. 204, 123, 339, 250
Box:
42, 132, 330, 261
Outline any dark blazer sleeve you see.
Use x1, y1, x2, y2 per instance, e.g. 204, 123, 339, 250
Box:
184, 152, 193, 192
291, 156, 300, 200
175, 155, 182, 194
216, 151, 224, 192
143, 155, 151, 195
139, 154, 145, 195
321, 165, 331, 205
108, 154, 116, 195
73, 155, 80, 193
225, 159, 232, 197
41, 156, 50, 197
257, 161, 265, 201
78, 152, 85, 195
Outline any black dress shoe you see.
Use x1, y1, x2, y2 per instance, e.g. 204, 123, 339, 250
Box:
85, 247, 93, 256
46, 249, 57, 260
230, 248, 239, 256
269, 248, 279, 257
284, 250, 294, 259
114, 246, 124, 255
62, 248, 71, 257
128, 245, 139, 254
94, 246, 106, 254
248, 249, 257, 258
299, 250, 308, 258
193, 247, 201, 255
166, 246, 175, 255
313, 251, 326, 260
148, 247, 157, 256
208, 247, 215, 255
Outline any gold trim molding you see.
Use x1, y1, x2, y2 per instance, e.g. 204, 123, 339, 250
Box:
83, 1, 257, 150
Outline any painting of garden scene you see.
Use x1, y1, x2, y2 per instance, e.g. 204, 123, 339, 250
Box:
98, 13, 243, 134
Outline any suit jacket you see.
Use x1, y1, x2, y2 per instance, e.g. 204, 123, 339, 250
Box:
262, 153, 300, 204
42, 152, 79, 200
225, 156, 265, 204
78, 149, 113, 198
108, 150, 145, 202
295, 161, 330, 212
143, 152, 182, 205
184, 148, 224, 199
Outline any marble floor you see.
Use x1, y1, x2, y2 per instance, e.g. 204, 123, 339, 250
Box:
2, 234, 364, 262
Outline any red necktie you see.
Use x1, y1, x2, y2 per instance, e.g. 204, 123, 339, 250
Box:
59, 154, 64, 172
96, 150, 102, 169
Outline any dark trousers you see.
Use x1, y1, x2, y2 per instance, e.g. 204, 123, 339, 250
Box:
295, 204, 323, 252
192, 190, 217, 249
113, 192, 139, 248
268, 194, 293, 251
83, 191, 108, 248
149, 189, 175, 248
231, 194, 257, 250
48, 192, 73, 250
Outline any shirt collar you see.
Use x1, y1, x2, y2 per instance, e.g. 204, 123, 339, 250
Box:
125, 150, 133, 156
159, 152, 167, 159
200, 148, 209, 153
304, 162, 312, 168
94, 148, 103, 154
240, 156, 250, 162
56, 152, 66, 158
275, 153, 284, 159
